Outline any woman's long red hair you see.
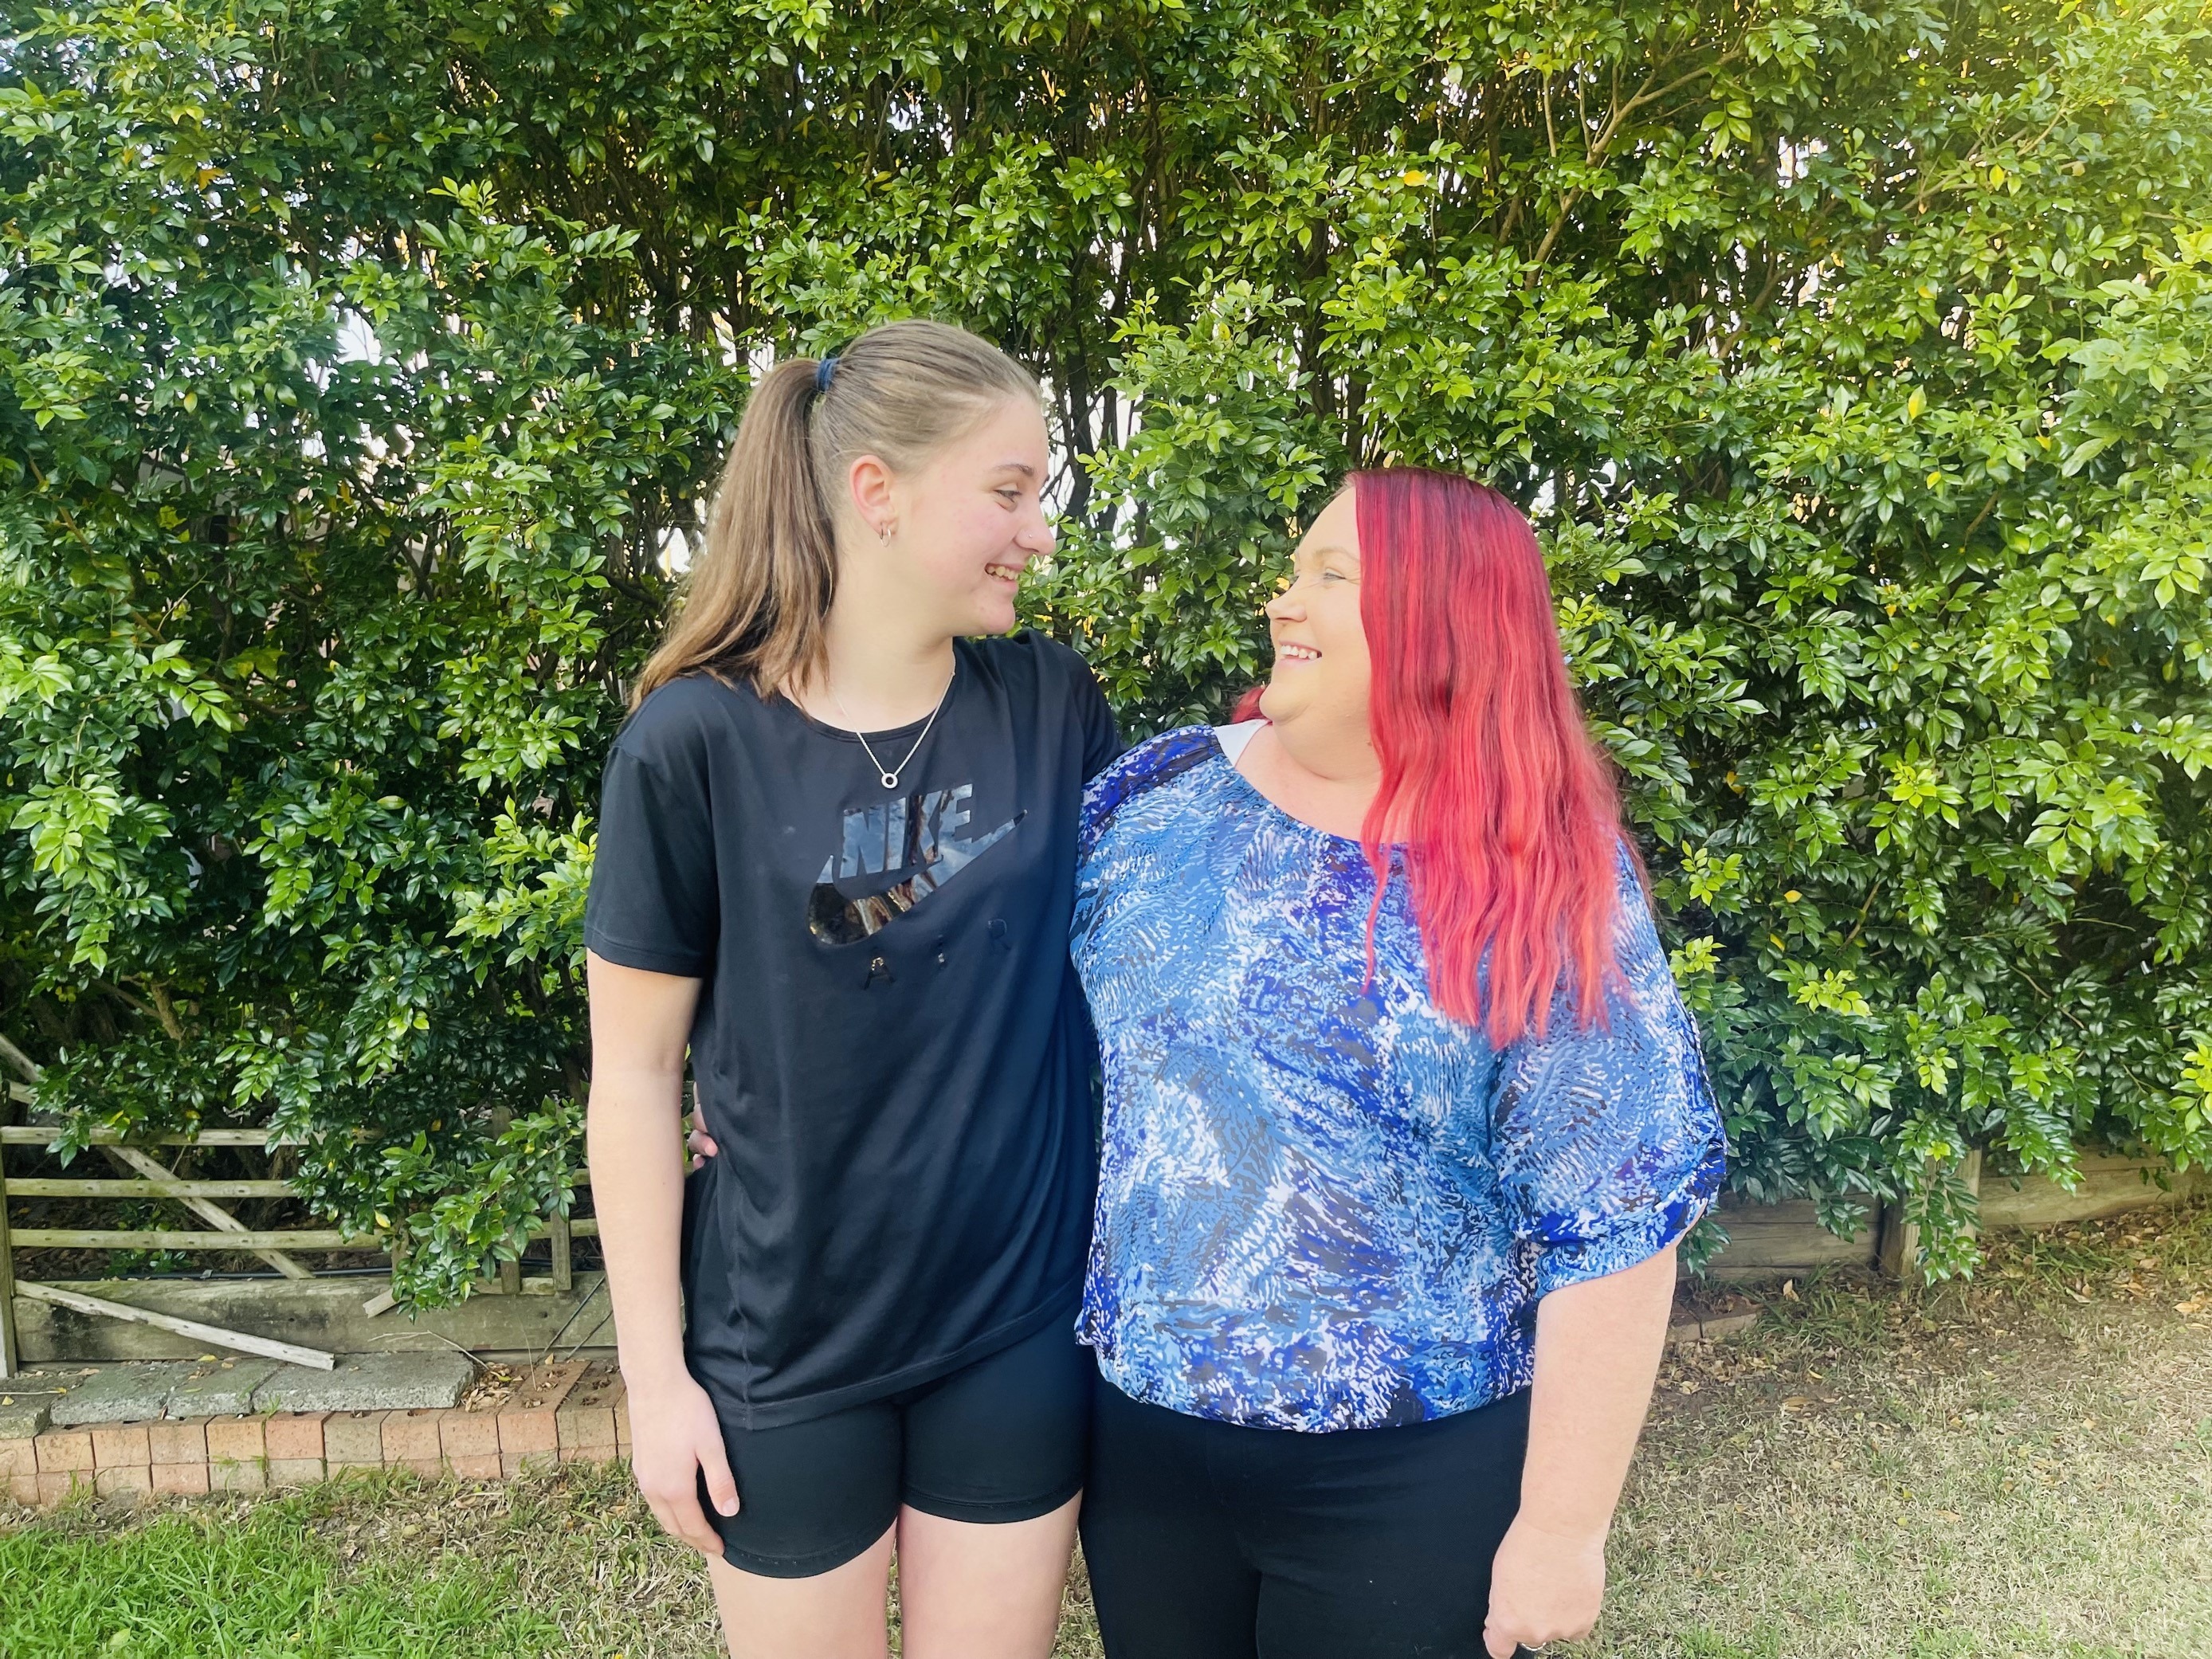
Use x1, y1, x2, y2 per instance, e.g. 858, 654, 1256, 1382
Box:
1245, 469, 1630, 1045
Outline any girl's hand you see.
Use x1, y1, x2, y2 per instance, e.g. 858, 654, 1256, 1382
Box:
684, 1116, 719, 1172
626, 1371, 740, 1558
1482, 1513, 1606, 1657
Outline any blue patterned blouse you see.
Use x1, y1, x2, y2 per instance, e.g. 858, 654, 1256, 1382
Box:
1071, 724, 1726, 1432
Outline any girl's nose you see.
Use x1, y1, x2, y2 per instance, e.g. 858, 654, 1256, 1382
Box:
1022, 512, 1057, 555
1265, 585, 1304, 622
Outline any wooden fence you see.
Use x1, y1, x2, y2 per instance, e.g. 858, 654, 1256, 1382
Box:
1701, 1149, 2206, 1278
0, 1121, 595, 1379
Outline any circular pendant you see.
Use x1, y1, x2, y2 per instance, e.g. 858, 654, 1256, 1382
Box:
880, 771, 900, 790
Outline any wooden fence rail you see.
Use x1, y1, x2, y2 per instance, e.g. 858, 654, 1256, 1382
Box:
0, 1126, 303, 1146
7, 1179, 298, 1199
0, 1130, 14, 1377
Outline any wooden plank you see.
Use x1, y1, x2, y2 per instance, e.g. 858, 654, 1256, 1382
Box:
1979, 1156, 2209, 1229
0, 1034, 39, 1084
489, 1108, 522, 1296
0, 1128, 590, 1163
101, 1142, 311, 1280
2, 1037, 34, 1386
10, 1227, 375, 1250
1705, 1198, 1880, 1277
0, 1129, 18, 1380
14, 1273, 616, 1363
2, 1178, 296, 1198
1876, 1202, 1914, 1280
548, 1209, 573, 1292
1877, 1151, 1982, 1281
0, 1127, 303, 1147
0, 1057, 18, 1377
14, 1281, 337, 1371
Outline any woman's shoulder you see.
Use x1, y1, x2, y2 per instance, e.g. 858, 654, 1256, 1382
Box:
1079, 725, 1223, 847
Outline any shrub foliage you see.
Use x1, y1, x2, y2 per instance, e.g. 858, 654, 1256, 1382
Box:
3, 0, 2210, 1295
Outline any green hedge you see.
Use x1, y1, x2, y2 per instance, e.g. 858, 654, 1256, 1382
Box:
3, 0, 2209, 1298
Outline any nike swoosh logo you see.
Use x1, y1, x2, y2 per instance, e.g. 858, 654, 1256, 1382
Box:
806, 812, 1024, 944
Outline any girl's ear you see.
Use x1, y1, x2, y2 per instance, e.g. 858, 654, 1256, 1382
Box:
845, 453, 896, 538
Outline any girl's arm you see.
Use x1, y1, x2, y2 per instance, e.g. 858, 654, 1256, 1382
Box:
1482, 1242, 1678, 1657
585, 950, 739, 1555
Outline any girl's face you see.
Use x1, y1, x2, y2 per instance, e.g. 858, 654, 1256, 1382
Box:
1258, 487, 1371, 735
866, 397, 1057, 639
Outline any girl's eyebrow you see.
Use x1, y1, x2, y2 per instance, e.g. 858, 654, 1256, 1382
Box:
989, 461, 1039, 479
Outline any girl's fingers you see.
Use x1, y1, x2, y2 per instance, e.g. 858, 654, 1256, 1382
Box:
644, 1494, 692, 1548
682, 1129, 717, 1172
651, 1483, 726, 1555
699, 1437, 741, 1518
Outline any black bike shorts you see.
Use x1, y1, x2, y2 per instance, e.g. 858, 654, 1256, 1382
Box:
696, 1319, 1092, 1579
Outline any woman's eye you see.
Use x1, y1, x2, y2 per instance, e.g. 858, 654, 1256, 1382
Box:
998, 488, 1022, 505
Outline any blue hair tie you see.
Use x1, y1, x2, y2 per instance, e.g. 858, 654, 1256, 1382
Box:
814, 355, 839, 394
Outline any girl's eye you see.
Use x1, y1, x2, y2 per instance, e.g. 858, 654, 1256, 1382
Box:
998, 488, 1022, 505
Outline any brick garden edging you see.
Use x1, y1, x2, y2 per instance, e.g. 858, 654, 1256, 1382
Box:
4, 1310, 1790, 1512
2, 1360, 631, 1509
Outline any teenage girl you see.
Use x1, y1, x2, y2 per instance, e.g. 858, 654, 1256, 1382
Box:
585, 321, 1118, 1659
1069, 468, 1726, 1658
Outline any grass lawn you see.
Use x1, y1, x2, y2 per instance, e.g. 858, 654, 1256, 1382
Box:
5, 1201, 2208, 1658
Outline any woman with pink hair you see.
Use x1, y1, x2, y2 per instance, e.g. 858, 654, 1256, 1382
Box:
1071, 468, 1724, 1658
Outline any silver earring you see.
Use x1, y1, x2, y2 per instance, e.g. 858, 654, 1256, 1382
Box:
878, 520, 896, 544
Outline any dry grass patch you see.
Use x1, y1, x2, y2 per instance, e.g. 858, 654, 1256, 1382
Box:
1591, 1201, 2212, 1658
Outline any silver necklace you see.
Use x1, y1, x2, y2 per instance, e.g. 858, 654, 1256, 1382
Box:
831, 670, 954, 790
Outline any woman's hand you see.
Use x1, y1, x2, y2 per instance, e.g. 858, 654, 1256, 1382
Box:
626, 1370, 741, 1557
685, 1116, 719, 1171
1482, 1513, 1606, 1657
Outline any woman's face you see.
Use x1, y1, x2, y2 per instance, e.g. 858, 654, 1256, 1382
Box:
866, 396, 1057, 638
1258, 487, 1370, 735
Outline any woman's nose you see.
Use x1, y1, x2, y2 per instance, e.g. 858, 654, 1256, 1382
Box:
1265, 585, 1304, 622
1022, 512, 1057, 555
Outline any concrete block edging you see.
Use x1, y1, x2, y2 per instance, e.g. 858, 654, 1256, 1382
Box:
2, 1362, 633, 1511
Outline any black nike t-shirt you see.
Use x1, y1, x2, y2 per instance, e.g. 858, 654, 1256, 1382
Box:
585, 631, 1120, 1429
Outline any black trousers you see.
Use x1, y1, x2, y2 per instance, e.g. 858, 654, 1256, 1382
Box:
1080, 1379, 1530, 1659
